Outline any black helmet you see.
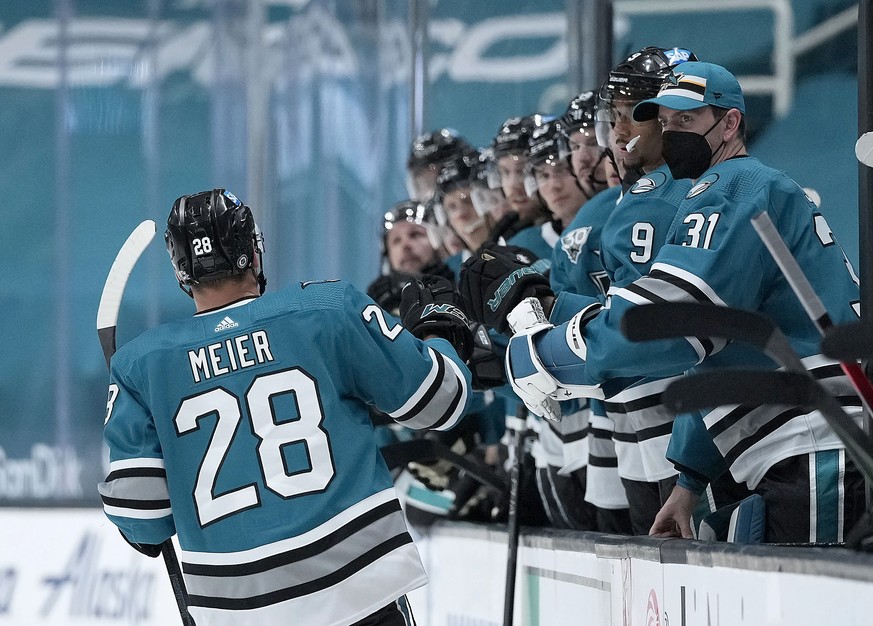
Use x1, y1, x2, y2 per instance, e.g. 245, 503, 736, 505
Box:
165, 188, 265, 296
599, 46, 698, 104
526, 119, 566, 168
407, 128, 473, 171
383, 199, 437, 233
491, 113, 552, 160
436, 150, 479, 197
524, 119, 576, 197
381, 199, 442, 254
406, 128, 474, 202
560, 90, 598, 133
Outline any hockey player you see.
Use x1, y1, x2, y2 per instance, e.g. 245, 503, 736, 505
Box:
99, 189, 473, 625
366, 198, 506, 530
583, 48, 704, 533
471, 62, 866, 544
489, 114, 555, 258
435, 149, 497, 262
547, 89, 632, 533
367, 200, 453, 313
406, 127, 474, 203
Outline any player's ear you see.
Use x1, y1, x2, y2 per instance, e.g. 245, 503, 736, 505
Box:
722, 109, 742, 142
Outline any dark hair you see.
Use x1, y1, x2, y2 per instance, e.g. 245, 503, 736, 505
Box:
190, 270, 251, 294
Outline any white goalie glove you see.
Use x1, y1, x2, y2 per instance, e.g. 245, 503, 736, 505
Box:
505, 298, 607, 421
505, 298, 562, 421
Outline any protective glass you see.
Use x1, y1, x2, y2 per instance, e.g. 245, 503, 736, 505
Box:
524, 157, 573, 197
470, 185, 506, 218
405, 164, 440, 202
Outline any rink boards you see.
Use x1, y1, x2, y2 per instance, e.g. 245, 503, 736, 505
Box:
2, 509, 873, 625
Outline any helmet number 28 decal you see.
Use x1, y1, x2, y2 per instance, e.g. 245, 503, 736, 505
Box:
193, 237, 213, 256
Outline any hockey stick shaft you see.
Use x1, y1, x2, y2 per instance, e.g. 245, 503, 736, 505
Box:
750, 211, 873, 414
97, 221, 195, 626
503, 404, 529, 626
378, 439, 507, 493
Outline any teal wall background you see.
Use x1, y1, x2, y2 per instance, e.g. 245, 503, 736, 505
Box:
0, 0, 859, 505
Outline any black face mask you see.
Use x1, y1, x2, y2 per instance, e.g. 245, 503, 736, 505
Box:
661, 114, 725, 180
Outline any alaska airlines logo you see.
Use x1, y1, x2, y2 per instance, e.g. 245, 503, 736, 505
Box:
561, 226, 592, 263
686, 173, 720, 198
630, 171, 667, 194
645, 589, 661, 626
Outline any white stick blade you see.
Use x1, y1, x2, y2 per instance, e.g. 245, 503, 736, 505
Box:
96, 220, 157, 331
856, 132, 873, 167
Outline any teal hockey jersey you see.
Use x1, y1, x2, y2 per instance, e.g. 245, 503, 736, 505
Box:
598, 167, 693, 481
99, 280, 471, 625
530, 156, 861, 487
508, 221, 560, 266
549, 186, 621, 323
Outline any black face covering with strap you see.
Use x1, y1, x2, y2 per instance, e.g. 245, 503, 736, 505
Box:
661, 113, 726, 180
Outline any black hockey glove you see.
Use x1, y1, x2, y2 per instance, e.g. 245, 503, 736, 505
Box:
400, 275, 474, 362
118, 530, 162, 558
458, 245, 553, 335
366, 273, 406, 314
467, 323, 507, 389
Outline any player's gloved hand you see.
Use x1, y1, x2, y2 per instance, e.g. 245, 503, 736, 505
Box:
400, 275, 474, 362
467, 323, 507, 389
458, 245, 553, 335
366, 273, 405, 313
118, 530, 162, 558
505, 298, 562, 421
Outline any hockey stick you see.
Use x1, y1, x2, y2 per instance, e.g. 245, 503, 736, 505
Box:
97, 220, 195, 626
822, 322, 873, 361
662, 369, 873, 485
750, 211, 873, 419
821, 133, 873, 359
503, 405, 531, 626
621, 302, 805, 371
622, 302, 873, 487
378, 438, 508, 493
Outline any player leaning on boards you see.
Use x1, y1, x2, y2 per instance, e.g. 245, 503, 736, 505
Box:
98, 189, 473, 626
465, 62, 865, 544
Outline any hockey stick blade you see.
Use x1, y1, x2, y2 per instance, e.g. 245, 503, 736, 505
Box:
621, 302, 803, 370
822, 321, 873, 361
664, 370, 873, 485
97, 220, 194, 626
856, 131, 873, 168
378, 439, 507, 492
663, 370, 817, 414
96, 220, 157, 367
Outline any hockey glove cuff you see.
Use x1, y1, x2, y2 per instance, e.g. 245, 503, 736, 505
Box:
118, 530, 162, 558
467, 323, 507, 389
506, 313, 562, 422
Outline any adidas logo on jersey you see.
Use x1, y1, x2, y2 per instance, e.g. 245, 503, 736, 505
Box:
214, 316, 239, 332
